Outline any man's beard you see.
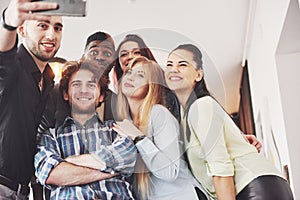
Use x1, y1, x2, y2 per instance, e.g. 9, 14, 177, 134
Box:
70, 104, 96, 115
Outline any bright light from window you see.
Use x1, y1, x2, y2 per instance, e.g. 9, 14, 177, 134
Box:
48, 57, 66, 84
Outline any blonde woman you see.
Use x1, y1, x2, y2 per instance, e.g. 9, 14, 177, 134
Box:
112, 56, 209, 200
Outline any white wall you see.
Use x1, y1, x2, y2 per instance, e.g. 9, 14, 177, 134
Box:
247, 0, 298, 198
56, 0, 250, 113
276, 52, 300, 199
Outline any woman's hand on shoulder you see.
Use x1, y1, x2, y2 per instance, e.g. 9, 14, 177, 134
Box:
112, 119, 144, 141
243, 134, 262, 153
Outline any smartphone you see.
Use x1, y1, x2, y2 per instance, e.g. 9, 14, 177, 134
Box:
31, 0, 87, 17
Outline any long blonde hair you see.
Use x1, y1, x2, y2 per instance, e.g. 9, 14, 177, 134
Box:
116, 56, 166, 198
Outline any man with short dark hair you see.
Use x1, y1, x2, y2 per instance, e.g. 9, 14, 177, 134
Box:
0, 0, 62, 199
34, 60, 137, 199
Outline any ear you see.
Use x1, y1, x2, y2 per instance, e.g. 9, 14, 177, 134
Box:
17, 25, 25, 38
63, 91, 69, 101
99, 94, 105, 103
195, 69, 203, 82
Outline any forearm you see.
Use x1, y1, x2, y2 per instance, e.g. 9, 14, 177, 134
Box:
94, 136, 137, 173
1, 0, 58, 52
136, 137, 180, 181
65, 154, 106, 170
46, 161, 115, 186
0, 27, 17, 52
213, 176, 236, 200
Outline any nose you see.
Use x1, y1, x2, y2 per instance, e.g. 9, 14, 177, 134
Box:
80, 84, 88, 93
128, 52, 134, 59
169, 64, 180, 72
45, 27, 55, 40
95, 54, 105, 62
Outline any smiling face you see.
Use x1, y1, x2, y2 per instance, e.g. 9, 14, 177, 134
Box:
121, 63, 149, 100
84, 40, 115, 71
63, 69, 101, 115
118, 41, 142, 72
165, 49, 202, 95
20, 16, 63, 62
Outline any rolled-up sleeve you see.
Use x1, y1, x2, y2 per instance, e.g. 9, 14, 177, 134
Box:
93, 135, 137, 176
34, 129, 64, 186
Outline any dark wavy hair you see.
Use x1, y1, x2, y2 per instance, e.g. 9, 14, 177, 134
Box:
170, 44, 212, 142
59, 59, 109, 99
115, 34, 156, 80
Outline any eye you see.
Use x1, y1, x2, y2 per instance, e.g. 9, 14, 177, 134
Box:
124, 70, 132, 75
38, 23, 48, 30
133, 50, 141, 55
71, 82, 81, 88
166, 63, 173, 67
179, 63, 188, 67
89, 50, 98, 56
137, 73, 145, 78
103, 51, 112, 57
88, 83, 97, 89
120, 52, 128, 57
54, 25, 62, 32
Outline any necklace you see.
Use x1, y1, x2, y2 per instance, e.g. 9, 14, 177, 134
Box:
38, 77, 43, 91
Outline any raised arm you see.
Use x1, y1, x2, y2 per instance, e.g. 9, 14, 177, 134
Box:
0, 0, 58, 51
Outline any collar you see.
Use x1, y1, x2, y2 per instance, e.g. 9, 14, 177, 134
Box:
18, 44, 55, 89
62, 113, 103, 128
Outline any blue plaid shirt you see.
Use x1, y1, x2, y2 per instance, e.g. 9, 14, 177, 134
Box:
34, 115, 137, 200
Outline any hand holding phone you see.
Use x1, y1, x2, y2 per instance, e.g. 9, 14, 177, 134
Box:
31, 0, 87, 17
3, 0, 59, 28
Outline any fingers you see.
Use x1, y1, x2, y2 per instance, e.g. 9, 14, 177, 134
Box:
112, 123, 127, 137
244, 135, 262, 153
254, 141, 262, 153
18, 1, 58, 12
5, 0, 58, 27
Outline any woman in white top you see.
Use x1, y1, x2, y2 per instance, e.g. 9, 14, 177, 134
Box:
165, 44, 294, 200
112, 56, 209, 199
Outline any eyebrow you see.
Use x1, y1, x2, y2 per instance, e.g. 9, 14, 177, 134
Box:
55, 23, 63, 28
71, 79, 97, 84
37, 20, 63, 28
120, 48, 140, 53
89, 44, 113, 51
70, 80, 81, 84
135, 70, 145, 74
179, 61, 188, 64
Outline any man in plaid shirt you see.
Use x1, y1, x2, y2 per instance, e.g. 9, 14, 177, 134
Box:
34, 59, 137, 199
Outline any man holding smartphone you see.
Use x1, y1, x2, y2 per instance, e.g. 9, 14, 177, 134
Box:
0, 0, 63, 199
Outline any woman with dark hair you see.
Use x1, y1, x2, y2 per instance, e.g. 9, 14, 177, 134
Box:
115, 34, 156, 81
165, 44, 294, 200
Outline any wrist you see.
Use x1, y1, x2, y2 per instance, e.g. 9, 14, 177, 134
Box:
133, 135, 145, 144
1, 8, 17, 31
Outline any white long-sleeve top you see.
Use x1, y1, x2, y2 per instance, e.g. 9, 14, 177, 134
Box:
135, 104, 207, 200
184, 96, 282, 198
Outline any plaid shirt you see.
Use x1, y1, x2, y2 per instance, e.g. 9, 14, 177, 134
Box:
34, 115, 137, 200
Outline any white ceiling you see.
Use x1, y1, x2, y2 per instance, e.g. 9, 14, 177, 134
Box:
0, 0, 252, 113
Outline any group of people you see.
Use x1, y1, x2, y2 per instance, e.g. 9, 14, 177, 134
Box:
0, 0, 294, 200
